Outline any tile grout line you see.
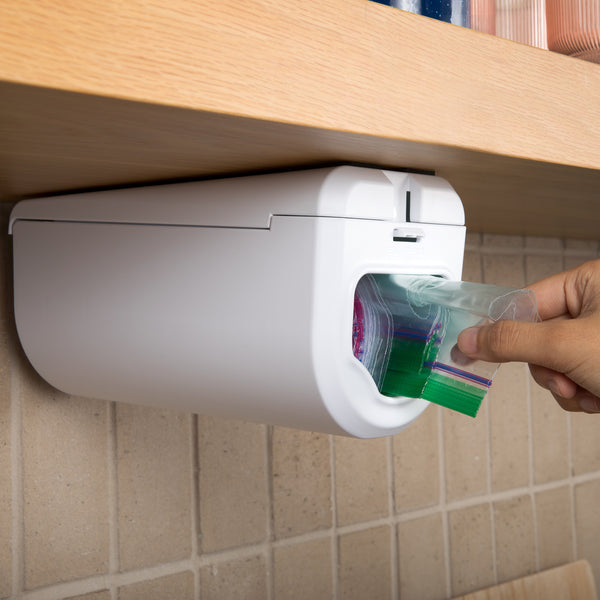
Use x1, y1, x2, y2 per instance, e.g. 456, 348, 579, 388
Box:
265, 425, 274, 600
180, 470, 600, 560
196, 418, 205, 564
16, 469, 600, 600
9, 347, 24, 599
526, 371, 535, 486
190, 414, 201, 600
386, 435, 398, 600
570, 480, 578, 562
466, 243, 599, 259
329, 435, 339, 600
527, 373, 540, 573
485, 400, 498, 586
438, 407, 452, 599
389, 522, 398, 600
568, 412, 578, 562
385, 471, 600, 528
19, 559, 196, 600
107, 401, 119, 600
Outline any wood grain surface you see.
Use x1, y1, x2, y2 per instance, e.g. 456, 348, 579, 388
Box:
2, 1, 600, 237
452, 560, 597, 600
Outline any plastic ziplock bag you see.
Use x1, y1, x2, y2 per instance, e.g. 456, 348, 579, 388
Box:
353, 275, 393, 389
352, 274, 540, 417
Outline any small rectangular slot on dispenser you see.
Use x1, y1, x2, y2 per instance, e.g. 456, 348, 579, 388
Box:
393, 228, 422, 243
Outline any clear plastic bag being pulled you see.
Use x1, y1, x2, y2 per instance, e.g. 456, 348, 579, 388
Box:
352, 274, 540, 417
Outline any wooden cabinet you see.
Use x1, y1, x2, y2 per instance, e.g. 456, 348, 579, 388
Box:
2, 0, 600, 237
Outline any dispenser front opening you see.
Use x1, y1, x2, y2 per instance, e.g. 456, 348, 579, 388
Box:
353, 273, 444, 401
352, 274, 501, 418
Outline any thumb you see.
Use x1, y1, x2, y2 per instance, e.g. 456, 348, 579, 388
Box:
457, 319, 573, 368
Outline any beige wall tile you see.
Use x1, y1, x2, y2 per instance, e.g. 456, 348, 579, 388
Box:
335, 436, 388, 526
21, 371, 109, 589
482, 234, 523, 248
0, 323, 10, 597
465, 232, 482, 247
0, 427, 9, 597
338, 526, 391, 600
535, 486, 573, 570
119, 571, 194, 600
443, 406, 488, 502
564, 256, 596, 271
0, 202, 12, 598
525, 254, 563, 286
394, 405, 440, 511
273, 538, 332, 600
530, 379, 569, 484
201, 554, 266, 600
117, 403, 191, 570
398, 514, 446, 600
272, 427, 331, 539
449, 504, 495, 596
489, 363, 529, 492
198, 416, 268, 552
571, 413, 600, 475
67, 591, 111, 600
525, 236, 563, 249
462, 250, 483, 283
483, 254, 525, 288
564, 239, 598, 252
575, 479, 600, 591
493, 495, 536, 583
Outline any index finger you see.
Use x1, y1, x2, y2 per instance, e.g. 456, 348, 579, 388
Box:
526, 270, 571, 321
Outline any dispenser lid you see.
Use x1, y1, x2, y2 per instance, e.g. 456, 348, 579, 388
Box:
9, 166, 464, 232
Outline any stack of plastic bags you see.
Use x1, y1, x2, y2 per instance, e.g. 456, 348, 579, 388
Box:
353, 274, 539, 417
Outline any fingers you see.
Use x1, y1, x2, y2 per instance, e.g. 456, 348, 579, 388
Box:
455, 260, 600, 415
531, 365, 600, 413
527, 258, 600, 320
457, 319, 576, 370
552, 387, 600, 413
550, 390, 583, 412
529, 364, 577, 399
526, 271, 571, 320
578, 393, 600, 413
529, 365, 600, 413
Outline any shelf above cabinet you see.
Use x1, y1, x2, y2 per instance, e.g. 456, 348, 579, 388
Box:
2, 0, 600, 238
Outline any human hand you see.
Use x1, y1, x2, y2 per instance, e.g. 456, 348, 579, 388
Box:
457, 259, 600, 413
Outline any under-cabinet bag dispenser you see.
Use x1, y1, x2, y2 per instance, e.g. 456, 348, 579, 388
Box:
10, 166, 466, 438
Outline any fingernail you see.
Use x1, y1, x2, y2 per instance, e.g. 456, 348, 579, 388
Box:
579, 396, 600, 413
458, 327, 480, 356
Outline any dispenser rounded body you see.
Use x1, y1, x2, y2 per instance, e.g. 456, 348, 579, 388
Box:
10, 166, 466, 437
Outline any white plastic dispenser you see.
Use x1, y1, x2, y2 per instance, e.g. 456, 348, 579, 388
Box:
10, 166, 466, 438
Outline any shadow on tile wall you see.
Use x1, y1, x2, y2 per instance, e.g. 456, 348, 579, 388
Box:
2, 219, 600, 600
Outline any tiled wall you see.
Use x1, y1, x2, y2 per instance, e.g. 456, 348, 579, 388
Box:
2, 202, 600, 599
